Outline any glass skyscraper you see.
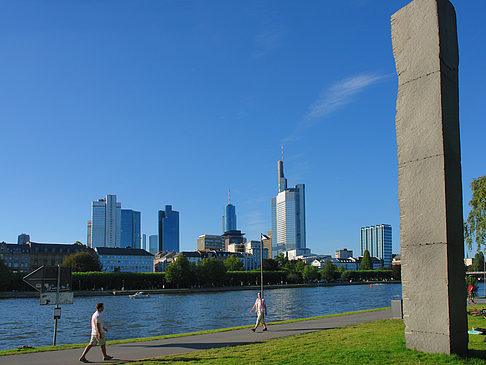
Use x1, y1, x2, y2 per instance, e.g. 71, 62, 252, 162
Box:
271, 155, 306, 258
158, 205, 179, 252
360, 224, 392, 268
89, 194, 121, 248
121, 209, 141, 249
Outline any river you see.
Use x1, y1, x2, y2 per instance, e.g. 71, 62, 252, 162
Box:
0, 284, 402, 351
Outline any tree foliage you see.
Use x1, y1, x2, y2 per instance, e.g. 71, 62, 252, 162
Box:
321, 260, 338, 281
0, 258, 12, 290
465, 175, 486, 251
196, 257, 227, 287
262, 259, 279, 271
471, 252, 485, 272
62, 251, 102, 272
224, 255, 243, 271
302, 265, 320, 282
165, 255, 195, 288
360, 250, 372, 270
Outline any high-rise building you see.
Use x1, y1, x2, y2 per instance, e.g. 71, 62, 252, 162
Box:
223, 189, 237, 233
360, 224, 392, 268
158, 205, 179, 252
89, 194, 121, 248
148, 234, 158, 255
121, 209, 141, 249
87, 221, 92, 246
18, 233, 30, 245
271, 150, 306, 258
335, 248, 353, 259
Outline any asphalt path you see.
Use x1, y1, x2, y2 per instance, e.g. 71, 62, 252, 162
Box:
0, 309, 391, 365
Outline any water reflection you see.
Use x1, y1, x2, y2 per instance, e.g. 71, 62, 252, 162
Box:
0, 284, 401, 350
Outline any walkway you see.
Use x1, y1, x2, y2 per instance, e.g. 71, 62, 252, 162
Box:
0, 309, 392, 365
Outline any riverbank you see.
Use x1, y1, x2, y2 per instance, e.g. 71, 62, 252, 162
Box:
0, 280, 400, 299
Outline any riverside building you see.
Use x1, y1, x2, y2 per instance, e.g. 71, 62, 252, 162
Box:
158, 205, 180, 252
360, 224, 392, 268
88, 194, 122, 248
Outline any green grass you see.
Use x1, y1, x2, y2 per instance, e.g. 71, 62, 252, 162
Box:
0, 308, 385, 356
125, 317, 486, 365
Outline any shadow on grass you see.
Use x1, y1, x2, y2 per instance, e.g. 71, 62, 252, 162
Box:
466, 349, 486, 360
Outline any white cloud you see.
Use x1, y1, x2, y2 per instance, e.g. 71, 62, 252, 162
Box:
304, 72, 388, 123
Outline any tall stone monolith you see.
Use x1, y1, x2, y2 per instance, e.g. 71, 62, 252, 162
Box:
391, 0, 467, 354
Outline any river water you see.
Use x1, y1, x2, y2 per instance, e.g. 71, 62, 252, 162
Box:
0, 284, 401, 351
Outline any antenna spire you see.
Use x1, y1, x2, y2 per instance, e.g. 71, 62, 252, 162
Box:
228, 189, 230, 204
281, 144, 284, 162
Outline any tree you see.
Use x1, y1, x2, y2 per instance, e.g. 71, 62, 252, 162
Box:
471, 252, 485, 272
302, 265, 320, 282
321, 260, 338, 281
165, 255, 195, 288
274, 254, 288, 270
62, 251, 102, 272
196, 258, 227, 287
360, 250, 372, 270
224, 255, 243, 271
465, 175, 486, 251
262, 259, 279, 271
0, 258, 12, 291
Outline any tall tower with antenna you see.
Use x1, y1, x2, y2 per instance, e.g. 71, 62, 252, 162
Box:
223, 189, 237, 233
278, 144, 287, 193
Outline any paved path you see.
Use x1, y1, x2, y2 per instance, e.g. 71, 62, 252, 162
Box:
0, 309, 392, 365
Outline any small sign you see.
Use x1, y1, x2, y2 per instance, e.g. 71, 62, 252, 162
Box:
23, 266, 72, 292
40, 292, 74, 305
54, 307, 61, 319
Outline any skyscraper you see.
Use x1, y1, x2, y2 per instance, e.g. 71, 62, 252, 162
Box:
360, 224, 392, 268
223, 189, 237, 233
271, 150, 306, 258
141, 234, 147, 250
121, 209, 141, 249
148, 234, 158, 255
89, 194, 121, 248
158, 205, 180, 252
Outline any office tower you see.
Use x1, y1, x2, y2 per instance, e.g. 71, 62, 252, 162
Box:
223, 189, 237, 233
87, 221, 92, 246
148, 234, 159, 255
271, 150, 306, 258
18, 233, 30, 245
89, 194, 121, 248
121, 209, 141, 249
158, 205, 179, 252
141, 234, 147, 250
360, 224, 392, 268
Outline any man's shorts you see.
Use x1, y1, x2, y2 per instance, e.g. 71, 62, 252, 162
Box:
89, 333, 106, 346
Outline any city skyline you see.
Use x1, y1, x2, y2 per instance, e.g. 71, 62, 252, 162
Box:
1, 1, 485, 258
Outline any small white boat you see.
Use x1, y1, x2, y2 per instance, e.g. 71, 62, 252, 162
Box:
129, 291, 151, 299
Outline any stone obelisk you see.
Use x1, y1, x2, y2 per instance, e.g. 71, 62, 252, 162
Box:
391, 0, 467, 354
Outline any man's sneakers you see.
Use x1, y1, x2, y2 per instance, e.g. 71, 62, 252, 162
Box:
251, 328, 256, 332
103, 355, 114, 360
79, 358, 89, 363
263, 328, 268, 331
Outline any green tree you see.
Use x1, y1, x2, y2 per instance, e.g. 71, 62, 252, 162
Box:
302, 265, 320, 282
165, 255, 195, 288
274, 254, 288, 270
471, 252, 485, 272
224, 255, 243, 271
262, 259, 279, 271
62, 251, 102, 272
321, 260, 338, 281
360, 250, 372, 270
0, 258, 12, 291
465, 175, 486, 251
196, 257, 227, 287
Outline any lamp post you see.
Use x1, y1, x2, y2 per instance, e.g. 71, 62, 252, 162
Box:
260, 234, 269, 297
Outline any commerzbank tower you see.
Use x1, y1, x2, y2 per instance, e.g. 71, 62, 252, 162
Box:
271, 148, 306, 258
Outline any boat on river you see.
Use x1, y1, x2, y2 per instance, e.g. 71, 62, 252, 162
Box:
129, 291, 151, 299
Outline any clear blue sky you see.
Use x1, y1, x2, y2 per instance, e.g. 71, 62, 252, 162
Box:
1, 1, 485, 258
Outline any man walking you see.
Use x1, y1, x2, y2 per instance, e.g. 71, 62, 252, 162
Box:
250, 292, 267, 332
79, 302, 113, 363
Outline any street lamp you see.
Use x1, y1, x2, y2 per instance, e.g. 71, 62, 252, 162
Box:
260, 233, 270, 297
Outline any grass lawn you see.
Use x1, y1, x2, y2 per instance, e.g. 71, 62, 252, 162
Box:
126, 309, 486, 365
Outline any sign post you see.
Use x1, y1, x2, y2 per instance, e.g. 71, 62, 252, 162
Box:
23, 265, 73, 345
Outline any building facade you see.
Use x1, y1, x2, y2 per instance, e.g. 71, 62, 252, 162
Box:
335, 248, 353, 259
158, 205, 179, 252
121, 209, 141, 249
271, 155, 306, 258
89, 194, 122, 248
95, 247, 154, 272
360, 224, 392, 268
148, 234, 159, 255
197, 235, 224, 251
17, 233, 30, 245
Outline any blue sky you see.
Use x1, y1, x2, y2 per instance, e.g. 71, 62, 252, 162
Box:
1, 1, 485, 257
